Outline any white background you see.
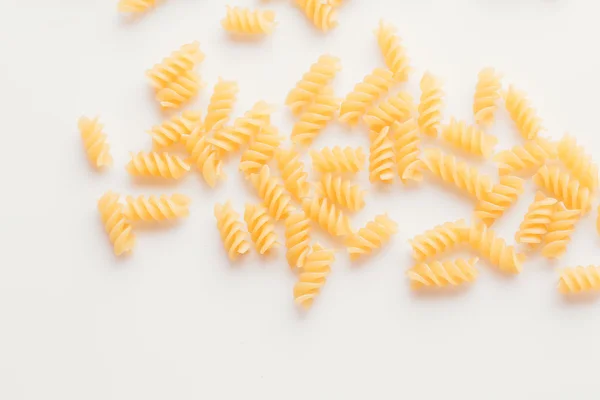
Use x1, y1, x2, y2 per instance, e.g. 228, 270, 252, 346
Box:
1, 0, 600, 399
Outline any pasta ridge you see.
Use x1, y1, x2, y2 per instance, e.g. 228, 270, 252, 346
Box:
474, 175, 525, 227
150, 110, 202, 149
410, 220, 468, 262
407, 258, 479, 289
118, 0, 157, 13
214, 202, 251, 260
98, 191, 135, 256
146, 42, 204, 90
494, 136, 556, 176
79, 116, 112, 169
515, 192, 557, 246
557, 134, 599, 192
345, 214, 398, 260
503, 85, 542, 140
294, 243, 335, 310
369, 126, 395, 184
291, 86, 339, 146
302, 196, 352, 237
391, 119, 424, 183
316, 174, 365, 212
276, 148, 310, 201
250, 165, 294, 221
124, 194, 190, 221
185, 127, 224, 187
339, 68, 395, 126
558, 266, 600, 294
541, 202, 580, 259
417, 72, 444, 137
310, 146, 366, 174
286, 55, 341, 115
473, 67, 502, 125
284, 211, 311, 269
221, 6, 276, 34
294, 0, 338, 32
156, 70, 202, 110
127, 151, 190, 180
240, 124, 283, 177
440, 118, 498, 158
533, 165, 592, 213
468, 223, 525, 274
205, 78, 239, 132
244, 203, 278, 254
374, 20, 411, 82
363, 91, 413, 132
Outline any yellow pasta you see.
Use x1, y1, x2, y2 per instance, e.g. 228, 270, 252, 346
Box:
146, 42, 204, 90
214, 201, 251, 260
302, 196, 352, 237
249, 165, 294, 221
286, 55, 341, 115
310, 146, 366, 174
390, 119, 424, 183
244, 203, 278, 255
374, 20, 411, 82
407, 258, 479, 290
369, 126, 395, 184
239, 124, 283, 177
417, 71, 444, 137
78, 116, 112, 169
503, 84, 542, 140
515, 192, 557, 247
118, 0, 157, 13
291, 86, 339, 146
294, 243, 335, 310
204, 78, 239, 132
156, 70, 202, 110
473, 67, 502, 125
275, 148, 310, 201
345, 214, 398, 260
598, 205, 600, 237
127, 151, 190, 180
294, 0, 338, 32
149, 110, 202, 149
468, 223, 525, 274
185, 126, 225, 188
474, 175, 525, 227
494, 136, 556, 177
339, 68, 395, 126
541, 202, 580, 259
221, 6, 276, 35
363, 91, 414, 132
316, 174, 365, 212
98, 191, 135, 256
558, 266, 600, 295
284, 211, 311, 270
557, 134, 599, 192
123, 194, 190, 222
440, 118, 498, 158
409, 219, 468, 262
533, 165, 592, 213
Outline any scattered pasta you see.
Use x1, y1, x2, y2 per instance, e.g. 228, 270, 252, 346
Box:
407, 258, 479, 290
244, 203, 278, 254
302, 196, 352, 237
294, 243, 335, 310
294, 0, 338, 32
473, 67, 502, 125
286, 55, 341, 115
214, 202, 251, 260
345, 214, 398, 260
150, 110, 202, 149
98, 191, 135, 256
557, 134, 599, 192
417, 71, 444, 137
494, 136, 556, 177
503, 84, 542, 140
533, 165, 592, 213
79, 116, 112, 169
185, 125, 225, 187
440, 118, 498, 158
363, 91, 414, 132
156, 70, 202, 110
339, 68, 395, 126
146, 42, 204, 91
239, 124, 283, 177
374, 20, 411, 82
369, 126, 395, 184
123, 194, 190, 222
468, 223, 525, 274
316, 174, 365, 212
515, 192, 557, 247
221, 6, 276, 35
558, 266, 600, 295
276, 148, 310, 201
127, 151, 190, 180
310, 146, 366, 174
284, 211, 311, 270
541, 202, 580, 259
204, 78, 239, 133
291, 86, 339, 146
250, 165, 294, 221
474, 176, 525, 227
409, 220, 468, 262
391, 118, 424, 183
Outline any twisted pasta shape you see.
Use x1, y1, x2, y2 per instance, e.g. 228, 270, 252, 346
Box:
294, 243, 335, 310
494, 136, 556, 176
286, 55, 341, 115
79, 116, 112, 169
149, 110, 202, 149
515, 192, 557, 247
557, 134, 599, 192
440, 118, 498, 158
291, 86, 339, 146
214, 202, 251, 260
276, 148, 310, 201
468, 223, 525, 274
474, 175, 525, 227
374, 20, 411, 82
391, 118, 424, 183
156, 70, 202, 110
204, 78, 239, 132
302, 196, 352, 237
118, 0, 157, 13
533, 165, 592, 213
240, 124, 283, 177
409, 220, 468, 262
310, 146, 366, 174
316, 174, 365, 212
541, 202, 580, 259
363, 91, 414, 132
422, 148, 493, 201
503, 84, 542, 140
369, 126, 395, 184
285, 211, 311, 269
98, 191, 135, 256
417, 72, 444, 137
244, 203, 278, 255
127, 152, 190, 180
294, 0, 338, 32
407, 258, 479, 290
345, 214, 398, 260
221, 6, 276, 34
250, 165, 294, 221
558, 266, 600, 294
123, 194, 190, 222
185, 127, 225, 188
146, 42, 204, 90
339, 68, 395, 126
473, 67, 502, 125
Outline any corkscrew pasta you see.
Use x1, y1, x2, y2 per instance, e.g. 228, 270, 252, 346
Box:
127, 152, 190, 180
339, 68, 395, 126
239, 124, 283, 177
302, 196, 352, 237
284, 211, 311, 269
473, 67, 502, 125
79, 116, 112, 169
374, 20, 411, 82
515, 192, 557, 247
533, 165, 592, 213
503, 84, 542, 140
185, 126, 225, 188
363, 91, 414, 132
474, 175, 525, 227
286, 55, 341, 115
123, 194, 190, 222
214, 202, 251, 260
204, 78, 239, 132
494, 136, 556, 177
221, 6, 276, 35
391, 119, 424, 183
275, 148, 310, 201
146, 42, 204, 91
468, 223, 525, 274
150, 110, 202, 149
557, 134, 599, 192
291, 86, 339, 146
294, 0, 338, 32
249, 165, 294, 221
541, 202, 580, 259
98, 191, 135, 256
440, 118, 498, 158
310, 146, 366, 174
118, 0, 157, 14
369, 126, 395, 184
156, 70, 202, 110
558, 266, 600, 295
407, 258, 479, 290
409, 220, 468, 262
316, 174, 365, 212
244, 203, 278, 255
417, 72, 444, 137
345, 214, 398, 260
294, 243, 335, 310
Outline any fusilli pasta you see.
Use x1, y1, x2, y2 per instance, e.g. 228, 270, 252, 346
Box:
118, 0, 157, 13
390, 119, 424, 183
127, 152, 190, 180
374, 20, 411, 82
291, 86, 339, 146
284, 211, 311, 269
515, 192, 557, 247
276, 148, 310, 201
123, 194, 190, 222
185, 126, 225, 188
440, 118, 498, 158
468, 223, 525, 274
541, 202, 580, 259
240, 124, 283, 177
316, 174, 365, 212
409, 219, 468, 262
407, 258, 479, 290
250, 165, 294, 221
339, 68, 395, 126
204, 78, 239, 132
369, 126, 395, 184
557, 134, 599, 192
294, 0, 338, 32
214, 201, 251, 260
146, 42, 204, 90
221, 6, 276, 35
503, 84, 542, 140
302, 196, 352, 237
294, 243, 335, 310
533, 165, 592, 213
79, 116, 112, 169
244, 203, 278, 255
345, 214, 398, 260
558, 266, 600, 295
98, 191, 135, 256
473, 67, 502, 125
156, 70, 202, 110
363, 91, 413, 132
417, 71, 444, 137
310, 146, 366, 174
150, 110, 202, 149
494, 136, 556, 177
474, 175, 525, 227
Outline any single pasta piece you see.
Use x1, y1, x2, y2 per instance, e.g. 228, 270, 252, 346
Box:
407, 258, 479, 290
204, 78, 239, 132
118, 0, 157, 13
558, 266, 600, 295
214, 202, 251, 260
244, 203, 278, 255
514, 192, 557, 247
284, 211, 311, 269
440, 118, 498, 158
221, 6, 276, 35
285, 55, 341, 115
249, 165, 294, 221
533, 165, 592, 213
185, 126, 225, 188
239, 124, 283, 177
302, 196, 352, 237
541, 202, 580, 259
390, 119, 424, 183
422, 148, 493, 201
79, 116, 112, 169
98, 191, 135, 256
127, 152, 190, 180
316, 174, 365, 212
374, 20, 411, 82
363, 91, 414, 132
149, 110, 202, 149
494, 136, 556, 177
369, 126, 395, 184
503, 84, 542, 140
123, 194, 190, 222
339, 68, 395, 126
291, 86, 339, 146
473, 67, 502, 125
417, 71, 444, 137
294, 243, 335, 310
345, 214, 398, 260
468, 223, 525, 274
156, 70, 202, 110
276, 148, 310, 201
310, 146, 366, 174
474, 175, 525, 227
409, 219, 468, 262
146, 42, 204, 90
294, 0, 338, 32
557, 134, 599, 192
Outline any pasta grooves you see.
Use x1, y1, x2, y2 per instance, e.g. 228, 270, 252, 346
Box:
311, 146, 365, 173
494, 137, 556, 176
441, 118, 498, 158
534, 165, 592, 213
276, 149, 310, 200
559, 266, 600, 294
469, 224, 524, 274
294, 0, 338, 32
294, 244, 334, 309
408, 258, 478, 289
504, 85, 542, 140
98, 192, 135, 256
286, 55, 341, 114
515, 192, 557, 246
127, 152, 190, 179
473, 67, 502, 125
245, 204, 278, 254
302, 197, 352, 237
410, 220, 468, 262
291, 88, 339, 146
150, 111, 201, 148
364, 91, 413, 131
157, 71, 201, 109
79, 116, 112, 168
285, 212, 311, 269
558, 134, 599, 192
205, 79, 239, 132
375, 20, 410, 82
418, 72, 443, 137
214, 202, 250, 260
222, 7, 276, 34
186, 129, 224, 188
240, 125, 282, 176
474, 176, 524, 226
146, 42, 203, 90
317, 174, 365, 211
124, 195, 190, 221
392, 119, 423, 183
346, 214, 397, 260
250, 166, 293, 221
369, 126, 395, 183
541, 204, 580, 259
339, 68, 395, 125
118, 0, 156, 13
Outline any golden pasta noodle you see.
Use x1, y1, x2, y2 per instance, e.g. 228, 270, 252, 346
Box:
284, 211, 311, 269
275, 148, 310, 201
156, 70, 202, 110
146, 42, 204, 90
363, 91, 414, 132
473, 67, 502, 125
598, 205, 600, 237
409, 219, 468, 262
118, 0, 157, 13
204, 78, 239, 132
240, 124, 283, 177
374, 20, 411, 82
316, 174, 365, 212
294, 0, 338, 32
185, 126, 225, 188
541, 202, 580, 259
221, 6, 276, 35
244, 203, 278, 255
150, 110, 202, 149
294, 243, 335, 310
291, 86, 339, 146
123, 194, 190, 222
440, 118, 498, 158
515, 192, 557, 247
302, 196, 352, 237
558, 266, 600, 295
345, 214, 398, 260
214, 201, 251, 260
503, 84, 542, 140
474, 175, 525, 227
494, 136, 556, 177
407, 258, 479, 290
468, 223, 525, 274
79, 116, 112, 169
310, 146, 366, 174
417, 71, 444, 137
533, 165, 592, 213
339, 67, 395, 126
369, 126, 395, 184
250, 165, 294, 221
390, 119, 423, 183
98, 191, 135, 256
286, 55, 341, 115
557, 134, 599, 192
127, 151, 190, 180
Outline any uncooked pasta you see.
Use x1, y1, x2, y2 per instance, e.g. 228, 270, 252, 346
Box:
146, 42, 204, 91
214, 202, 251, 260
276, 148, 310, 201
440, 118, 498, 158
310, 146, 366, 174
410, 220, 468, 262
221, 6, 276, 35
541, 202, 580, 259
239, 124, 283, 177
374, 20, 411, 82
407, 258, 479, 290
294, 0, 338, 32
294, 243, 335, 310
363, 91, 413, 132
98, 191, 135, 256
345, 214, 398, 260
123, 194, 190, 222
79, 116, 112, 169
284, 211, 311, 269
127, 152, 190, 180
316, 174, 365, 212
494, 136, 556, 177
150, 110, 202, 149
558, 266, 600, 294
185, 126, 225, 188
156, 70, 202, 110
515, 192, 557, 247
417, 71, 443, 137
503, 84, 542, 140
473, 67, 502, 125
249, 165, 294, 221
474, 175, 525, 227
533, 165, 592, 213
291, 86, 339, 146
204, 78, 239, 132
369, 126, 395, 184
468, 223, 525, 274
286, 55, 341, 115
557, 134, 599, 192
302, 196, 352, 237
339, 68, 395, 126
244, 203, 278, 254
391, 119, 423, 183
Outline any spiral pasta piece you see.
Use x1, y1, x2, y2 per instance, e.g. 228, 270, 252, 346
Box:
294, 0, 338, 32
494, 136, 556, 177
239, 124, 283, 177
541, 202, 580, 259
407, 258, 479, 290
363, 91, 414, 132
557, 134, 599, 192
369, 126, 395, 184
204, 78, 239, 132
127, 152, 190, 180
440, 118, 498, 158
533, 165, 592, 213
276, 148, 310, 201
221, 6, 276, 35
422, 148, 493, 201
146, 42, 204, 90
214, 202, 251, 260
185, 127, 225, 187
339, 68, 395, 126
409, 220, 468, 262
285, 211, 311, 269
302, 196, 352, 237
468, 223, 525, 274
98, 191, 135, 256
310, 146, 366, 174
316, 174, 365, 212
474, 175, 525, 227
156, 70, 202, 110
291, 86, 339, 146
515, 192, 557, 247
503, 84, 542, 140
417, 72, 444, 137
391, 119, 424, 183
473, 67, 502, 125
79, 116, 112, 169
244, 203, 278, 255
286, 55, 341, 115
558, 266, 600, 295
123, 194, 190, 222
118, 0, 157, 13
345, 214, 398, 260
150, 110, 202, 149
294, 243, 335, 310
250, 165, 294, 221
374, 20, 411, 82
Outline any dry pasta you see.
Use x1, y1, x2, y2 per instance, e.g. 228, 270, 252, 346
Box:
150, 110, 202, 149
503, 84, 542, 140
468, 223, 525, 274
440, 118, 498, 158
156, 70, 202, 110
541, 202, 580, 259
284, 211, 311, 270
98, 191, 135, 256
291, 86, 339, 146
185, 126, 225, 188
409, 219, 468, 262
204, 78, 239, 132
533, 165, 592, 213
294, 243, 335, 310
275, 148, 310, 201
221, 6, 276, 35
391, 119, 424, 183
369, 126, 395, 184
374, 20, 411, 82
244, 203, 278, 255
473, 67, 502, 125
127, 151, 190, 180
146, 42, 204, 91
310, 146, 366, 174
407, 258, 479, 290
316, 174, 365, 212
514, 192, 557, 247
214, 201, 251, 260
417, 71, 444, 137
494, 136, 556, 177
345, 214, 398, 260
557, 134, 599, 192
363, 91, 413, 132
302, 196, 352, 237
123, 194, 190, 222
339, 68, 395, 126
249, 165, 294, 221
79, 116, 112, 169
239, 124, 283, 177
558, 266, 600, 295
474, 175, 525, 227
294, 0, 338, 32
118, 0, 157, 13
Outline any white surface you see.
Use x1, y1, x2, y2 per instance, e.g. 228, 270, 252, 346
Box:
1, 0, 600, 399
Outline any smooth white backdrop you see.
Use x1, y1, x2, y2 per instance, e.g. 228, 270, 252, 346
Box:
1, 0, 600, 399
